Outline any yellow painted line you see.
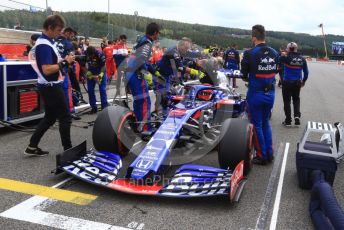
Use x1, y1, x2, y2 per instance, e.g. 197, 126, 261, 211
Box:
0, 178, 97, 205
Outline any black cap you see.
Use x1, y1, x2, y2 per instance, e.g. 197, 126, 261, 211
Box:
30, 34, 40, 41
63, 27, 77, 35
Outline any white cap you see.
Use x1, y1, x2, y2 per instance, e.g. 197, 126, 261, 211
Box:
287, 42, 298, 52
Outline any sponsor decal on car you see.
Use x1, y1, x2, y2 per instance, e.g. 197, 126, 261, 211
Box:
230, 160, 244, 202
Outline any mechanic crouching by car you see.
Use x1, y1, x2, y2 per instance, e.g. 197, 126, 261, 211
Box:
241, 25, 279, 165
279, 42, 309, 127
84, 46, 108, 114
125, 22, 160, 130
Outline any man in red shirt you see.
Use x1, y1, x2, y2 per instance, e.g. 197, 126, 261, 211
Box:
150, 42, 163, 65
103, 40, 116, 81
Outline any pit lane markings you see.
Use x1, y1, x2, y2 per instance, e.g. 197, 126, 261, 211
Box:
269, 142, 289, 230
0, 177, 97, 205
0, 177, 131, 230
255, 142, 289, 230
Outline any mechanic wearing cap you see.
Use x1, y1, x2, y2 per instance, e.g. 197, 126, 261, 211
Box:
25, 15, 74, 156
126, 22, 160, 129
55, 27, 81, 120
223, 44, 240, 88
279, 42, 309, 127
156, 38, 205, 115
84, 46, 108, 114
241, 24, 279, 165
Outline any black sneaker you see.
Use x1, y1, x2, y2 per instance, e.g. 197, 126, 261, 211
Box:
89, 108, 97, 114
294, 117, 300, 126
282, 121, 292, 127
268, 155, 274, 163
71, 114, 81, 120
252, 156, 267, 165
24, 146, 49, 157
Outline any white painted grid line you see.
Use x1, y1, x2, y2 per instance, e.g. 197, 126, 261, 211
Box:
269, 142, 290, 230
0, 177, 130, 230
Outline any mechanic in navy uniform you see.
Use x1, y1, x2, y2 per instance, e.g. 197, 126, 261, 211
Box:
84, 46, 108, 114
125, 22, 160, 130
25, 15, 75, 156
223, 44, 240, 88
156, 37, 205, 115
55, 27, 81, 120
279, 42, 309, 127
241, 25, 279, 165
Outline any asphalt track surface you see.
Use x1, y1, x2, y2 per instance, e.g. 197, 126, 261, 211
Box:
1, 61, 344, 230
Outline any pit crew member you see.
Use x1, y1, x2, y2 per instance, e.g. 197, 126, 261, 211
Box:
125, 22, 160, 129
84, 46, 108, 114
241, 24, 279, 165
279, 42, 309, 126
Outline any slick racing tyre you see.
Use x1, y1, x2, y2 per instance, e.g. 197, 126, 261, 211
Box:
93, 105, 137, 156
218, 119, 253, 176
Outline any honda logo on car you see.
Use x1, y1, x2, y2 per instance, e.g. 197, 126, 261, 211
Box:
136, 159, 153, 169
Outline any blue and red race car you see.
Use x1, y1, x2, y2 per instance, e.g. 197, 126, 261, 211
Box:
55, 69, 254, 202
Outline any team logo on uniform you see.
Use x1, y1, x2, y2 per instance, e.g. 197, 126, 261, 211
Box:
291, 57, 303, 66
56, 41, 65, 54
258, 56, 276, 71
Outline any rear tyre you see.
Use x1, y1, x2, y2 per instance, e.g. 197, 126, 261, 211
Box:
218, 119, 253, 176
93, 105, 137, 156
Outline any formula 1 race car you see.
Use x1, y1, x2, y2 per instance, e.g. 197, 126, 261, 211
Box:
55, 69, 254, 202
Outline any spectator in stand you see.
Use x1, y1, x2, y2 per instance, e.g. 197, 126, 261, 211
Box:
113, 34, 129, 98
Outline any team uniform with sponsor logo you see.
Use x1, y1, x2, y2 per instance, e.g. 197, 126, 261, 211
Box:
86, 50, 108, 111
156, 46, 185, 114
223, 48, 240, 87
241, 43, 279, 162
279, 52, 309, 125
126, 35, 155, 127
55, 35, 75, 113
27, 34, 72, 151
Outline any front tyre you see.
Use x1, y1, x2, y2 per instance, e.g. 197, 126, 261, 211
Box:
218, 119, 253, 176
93, 105, 137, 156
